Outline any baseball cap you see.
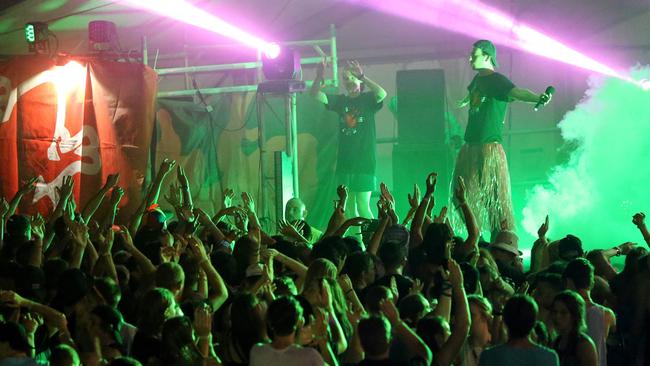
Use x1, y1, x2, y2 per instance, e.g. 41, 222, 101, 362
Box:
473, 40, 499, 68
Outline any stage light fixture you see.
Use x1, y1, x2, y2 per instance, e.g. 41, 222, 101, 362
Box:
88, 21, 119, 52
262, 47, 301, 81
24, 22, 49, 54
265, 43, 281, 59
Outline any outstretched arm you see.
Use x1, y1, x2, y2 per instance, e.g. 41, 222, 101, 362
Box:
508, 87, 552, 104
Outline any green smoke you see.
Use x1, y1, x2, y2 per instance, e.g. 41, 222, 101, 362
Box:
522, 67, 650, 251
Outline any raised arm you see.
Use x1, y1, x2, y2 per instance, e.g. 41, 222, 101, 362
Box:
310, 59, 329, 105
92, 228, 118, 284
325, 185, 348, 237
633, 212, 650, 247
145, 158, 176, 207
101, 187, 124, 232
118, 225, 156, 275
454, 176, 479, 259
195, 208, 226, 243
188, 235, 229, 311
177, 165, 194, 212
410, 173, 437, 249
81, 174, 119, 224
6, 177, 37, 218
381, 298, 432, 365
531, 215, 550, 273
436, 259, 470, 366
347, 60, 387, 103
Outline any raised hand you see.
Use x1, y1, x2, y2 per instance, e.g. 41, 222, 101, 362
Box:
447, 259, 464, 288
159, 158, 176, 175
66, 216, 89, 247
425, 172, 438, 196
346, 60, 364, 79
109, 187, 124, 206
316, 58, 327, 79
278, 219, 304, 239
117, 225, 134, 249
96, 227, 115, 255
19, 177, 38, 194
104, 174, 120, 189
434, 206, 448, 224
409, 278, 424, 296
222, 188, 234, 208
241, 192, 255, 214
379, 298, 400, 325
337, 185, 348, 211
193, 208, 212, 225
193, 303, 213, 336
454, 176, 467, 204
164, 184, 182, 208
58, 175, 75, 202
377, 199, 388, 219
538, 215, 549, 240
187, 235, 208, 261
177, 165, 190, 189
30, 214, 45, 240
408, 184, 421, 210
20, 311, 43, 335
338, 274, 354, 294
380, 182, 395, 206
633, 212, 646, 227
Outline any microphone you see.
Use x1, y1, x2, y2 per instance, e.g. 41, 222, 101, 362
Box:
534, 86, 555, 111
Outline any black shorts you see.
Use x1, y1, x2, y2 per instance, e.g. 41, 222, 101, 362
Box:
335, 172, 376, 192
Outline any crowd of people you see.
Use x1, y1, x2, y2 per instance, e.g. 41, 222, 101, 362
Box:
1, 158, 649, 366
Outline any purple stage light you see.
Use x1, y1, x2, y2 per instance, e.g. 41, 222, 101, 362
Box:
351, 0, 634, 83
119, 0, 278, 56
265, 43, 281, 59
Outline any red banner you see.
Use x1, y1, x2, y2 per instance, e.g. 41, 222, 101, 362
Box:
0, 56, 157, 218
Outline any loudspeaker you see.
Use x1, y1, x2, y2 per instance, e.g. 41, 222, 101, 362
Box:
392, 143, 453, 219
396, 69, 446, 144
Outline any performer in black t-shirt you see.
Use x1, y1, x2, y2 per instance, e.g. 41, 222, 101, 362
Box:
311, 60, 387, 219
453, 40, 552, 237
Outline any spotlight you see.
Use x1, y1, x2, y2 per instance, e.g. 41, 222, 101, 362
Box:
262, 47, 301, 81
24, 22, 49, 54
88, 21, 119, 52
264, 43, 281, 59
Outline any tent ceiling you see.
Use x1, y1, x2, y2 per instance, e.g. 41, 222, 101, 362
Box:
1, 0, 649, 63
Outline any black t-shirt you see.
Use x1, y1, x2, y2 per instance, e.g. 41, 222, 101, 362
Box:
464, 72, 515, 144
325, 92, 383, 175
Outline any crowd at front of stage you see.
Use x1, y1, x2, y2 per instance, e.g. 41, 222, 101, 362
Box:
1, 159, 648, 366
